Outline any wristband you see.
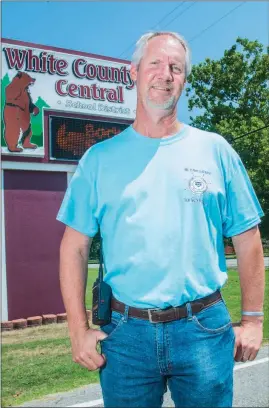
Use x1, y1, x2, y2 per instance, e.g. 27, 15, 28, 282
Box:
241, 311, 264, 316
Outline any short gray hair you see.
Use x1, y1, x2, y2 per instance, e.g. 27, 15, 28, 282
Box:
131, 31, 192, 77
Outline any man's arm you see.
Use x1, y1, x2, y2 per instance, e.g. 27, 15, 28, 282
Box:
59, 226, 107, 370
232, 226, 265, 317
60, 226, 92, 333
232, 225, 265, 361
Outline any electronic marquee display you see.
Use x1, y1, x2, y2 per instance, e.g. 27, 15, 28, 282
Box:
49, 115, 130, 161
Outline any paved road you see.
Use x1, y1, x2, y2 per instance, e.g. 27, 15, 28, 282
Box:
19, 346, 269, 407
88, 257, 269, 269
226, 257, 268, 268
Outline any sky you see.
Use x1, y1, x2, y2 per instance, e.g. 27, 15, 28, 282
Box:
1, 0, 268, 124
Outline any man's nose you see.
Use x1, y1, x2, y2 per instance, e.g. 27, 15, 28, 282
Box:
158, 64, 173, 81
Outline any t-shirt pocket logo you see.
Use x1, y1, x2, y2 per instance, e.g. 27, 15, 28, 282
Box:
189, 176, 208, 195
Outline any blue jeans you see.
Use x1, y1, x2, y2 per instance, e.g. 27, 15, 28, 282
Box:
99, 296, 235, 407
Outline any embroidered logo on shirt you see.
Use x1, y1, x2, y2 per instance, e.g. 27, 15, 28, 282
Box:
184, 168, 212, 204
189, 176, 208, 195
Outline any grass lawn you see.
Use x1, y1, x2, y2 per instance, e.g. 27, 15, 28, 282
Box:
2, 268, 268, 407
1, 324, 99, 407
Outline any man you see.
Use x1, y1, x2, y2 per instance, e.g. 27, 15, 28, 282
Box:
57, 31, 265, 407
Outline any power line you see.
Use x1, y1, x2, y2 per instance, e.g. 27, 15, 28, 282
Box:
189, 1, 246, 43
119, 1, 246, 59
152, 2, 186, 29
162, 2, 197, 30
231, 124, 269, 143
118, 2, 197, 60
117, 2, 185, 59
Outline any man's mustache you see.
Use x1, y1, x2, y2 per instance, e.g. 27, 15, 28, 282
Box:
150, 83, 174, 90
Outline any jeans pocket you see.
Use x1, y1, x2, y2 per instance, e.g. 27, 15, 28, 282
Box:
192, 300, 232, 334
100, 311, 124, 342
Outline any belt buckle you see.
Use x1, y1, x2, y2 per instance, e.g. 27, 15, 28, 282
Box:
147, 308, 161, 323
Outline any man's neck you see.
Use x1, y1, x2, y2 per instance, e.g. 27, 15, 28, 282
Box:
132, 105, 182, 139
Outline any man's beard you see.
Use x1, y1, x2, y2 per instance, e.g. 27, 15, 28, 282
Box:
145, 84, 179, 110
146, 94, 176, 110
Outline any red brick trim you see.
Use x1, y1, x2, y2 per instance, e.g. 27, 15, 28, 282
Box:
57, 313, 67, 323
12, 319, 27, 329
27, 316, 43, 327
1, 321, 14, 331
2, 309, 93, 331
42, 314, 57, 325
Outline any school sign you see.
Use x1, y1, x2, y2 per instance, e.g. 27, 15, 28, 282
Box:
1, 38, 136, 157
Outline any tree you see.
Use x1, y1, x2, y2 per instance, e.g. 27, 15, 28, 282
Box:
185, 37, 269, 238
89, 230, 101, 262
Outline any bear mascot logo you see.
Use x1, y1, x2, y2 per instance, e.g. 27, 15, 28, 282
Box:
3, 71, 40, 152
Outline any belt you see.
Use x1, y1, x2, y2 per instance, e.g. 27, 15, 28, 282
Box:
111, 290, 222, 323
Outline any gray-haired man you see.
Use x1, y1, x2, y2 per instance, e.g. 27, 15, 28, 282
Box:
57, 31, 265, 407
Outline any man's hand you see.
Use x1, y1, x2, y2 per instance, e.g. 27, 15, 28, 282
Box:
233, 320, 263, 362
71, 328, 108, 370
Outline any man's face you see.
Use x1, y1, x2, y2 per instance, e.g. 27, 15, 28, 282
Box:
131, 35, 187, 111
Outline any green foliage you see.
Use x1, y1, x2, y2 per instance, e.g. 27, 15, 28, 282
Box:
186, 37, 269, 238
89, 230, 101, 261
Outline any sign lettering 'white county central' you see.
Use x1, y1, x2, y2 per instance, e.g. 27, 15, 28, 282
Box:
1, 39, 137, 157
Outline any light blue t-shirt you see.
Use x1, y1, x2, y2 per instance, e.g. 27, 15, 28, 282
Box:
57, 124, 264, 308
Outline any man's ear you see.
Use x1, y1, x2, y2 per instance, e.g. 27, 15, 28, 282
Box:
130, 63, 138, 82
